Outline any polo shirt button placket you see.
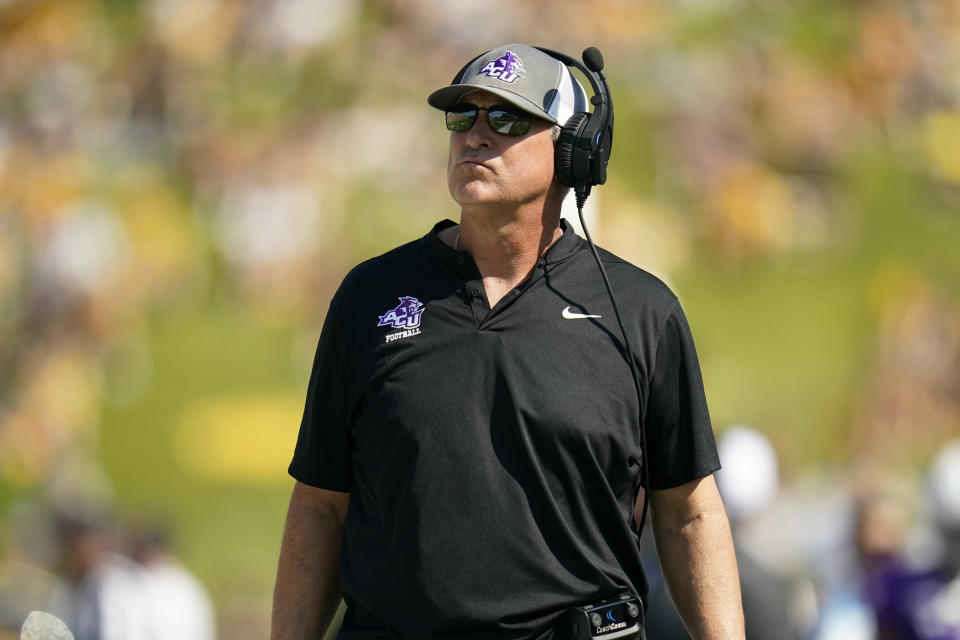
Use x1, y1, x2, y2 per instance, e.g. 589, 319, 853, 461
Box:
472, 289, 485, 316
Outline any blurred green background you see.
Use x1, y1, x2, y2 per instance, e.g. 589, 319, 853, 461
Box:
0, 0, 957, 637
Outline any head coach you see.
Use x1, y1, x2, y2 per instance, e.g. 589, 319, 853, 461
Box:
271, 43, 745, 640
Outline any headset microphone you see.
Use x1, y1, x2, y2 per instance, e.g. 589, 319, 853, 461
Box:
581, 47, 613, 194
582, 46, 604, 72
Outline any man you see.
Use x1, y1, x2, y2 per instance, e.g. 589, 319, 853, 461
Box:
272, 43, 744, 640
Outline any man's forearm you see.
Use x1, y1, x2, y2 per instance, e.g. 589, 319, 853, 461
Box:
651, 477, 745, 640
271, 483, 348, 640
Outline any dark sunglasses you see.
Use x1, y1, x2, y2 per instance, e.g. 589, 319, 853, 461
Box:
445, 104, 535, 136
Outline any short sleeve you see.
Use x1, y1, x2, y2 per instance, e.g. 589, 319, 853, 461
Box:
288, 291, 353, 491
643, 299, 720, 489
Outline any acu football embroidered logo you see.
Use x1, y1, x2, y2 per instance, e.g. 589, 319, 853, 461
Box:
479, 51, 525, 84
378, 296, 424, 342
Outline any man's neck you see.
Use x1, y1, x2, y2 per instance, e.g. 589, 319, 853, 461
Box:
460, 216, 559, 273
451, 196, 564, 308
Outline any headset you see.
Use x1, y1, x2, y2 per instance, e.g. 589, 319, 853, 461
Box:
450, 47, 651, 538
537, 46, 614, 208
450, 46, 614, 209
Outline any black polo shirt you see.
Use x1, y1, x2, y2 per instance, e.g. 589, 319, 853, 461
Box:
290, 220, 719, 640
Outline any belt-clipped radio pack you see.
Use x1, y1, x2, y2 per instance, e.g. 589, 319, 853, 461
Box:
561, 592, 644, 640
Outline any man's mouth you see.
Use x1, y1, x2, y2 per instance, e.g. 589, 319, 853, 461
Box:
457, 158, 491, 170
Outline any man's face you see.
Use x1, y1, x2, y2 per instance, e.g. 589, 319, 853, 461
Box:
446, 91, 557, 210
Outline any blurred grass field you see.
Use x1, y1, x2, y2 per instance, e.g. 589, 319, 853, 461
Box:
98, 305, 299, 618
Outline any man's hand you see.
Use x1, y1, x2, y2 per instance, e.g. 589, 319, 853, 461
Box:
271, 482, 350, 640
648, 475, 745, 640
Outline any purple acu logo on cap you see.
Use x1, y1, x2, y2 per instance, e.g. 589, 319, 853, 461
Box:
479, 50, 525, 84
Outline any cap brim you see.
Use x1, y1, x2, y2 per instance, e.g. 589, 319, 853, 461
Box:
427, 84, 556, 124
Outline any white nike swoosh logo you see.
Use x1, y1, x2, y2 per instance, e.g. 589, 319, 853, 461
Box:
562, 306, 602, 319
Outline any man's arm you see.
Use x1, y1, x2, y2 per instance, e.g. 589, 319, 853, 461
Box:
271, 481, 350, 640
647, 474, 745, 640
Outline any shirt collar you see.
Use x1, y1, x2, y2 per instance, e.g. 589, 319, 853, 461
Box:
424, 218, 582, 269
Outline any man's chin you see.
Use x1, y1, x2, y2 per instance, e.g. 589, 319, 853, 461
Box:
451, 185, 502, 208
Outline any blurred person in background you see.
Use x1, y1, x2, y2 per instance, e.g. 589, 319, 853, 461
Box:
855, 487, 922, 640
44, 509, 217, 640
714, 427, 797, 640
820, 442, 960, 640
47, 511, 150, 640
916, 439, 960, 639
128, 524, 216, 640
810, 450, 960, 640
272, 43, 743, 639
861, 440, 960, 640
809, 483, 901, 640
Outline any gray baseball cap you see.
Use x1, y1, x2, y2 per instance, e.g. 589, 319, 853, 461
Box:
428, 44, 588, 125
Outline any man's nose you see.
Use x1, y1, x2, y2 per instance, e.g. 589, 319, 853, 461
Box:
462, 115, 494, 147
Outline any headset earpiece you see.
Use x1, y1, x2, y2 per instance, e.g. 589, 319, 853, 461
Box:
555, 112, 590, 189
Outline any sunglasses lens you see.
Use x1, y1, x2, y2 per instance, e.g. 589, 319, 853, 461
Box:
445, 109, 477, 132
445, 105, 534, 136
488, 108, 531, 136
